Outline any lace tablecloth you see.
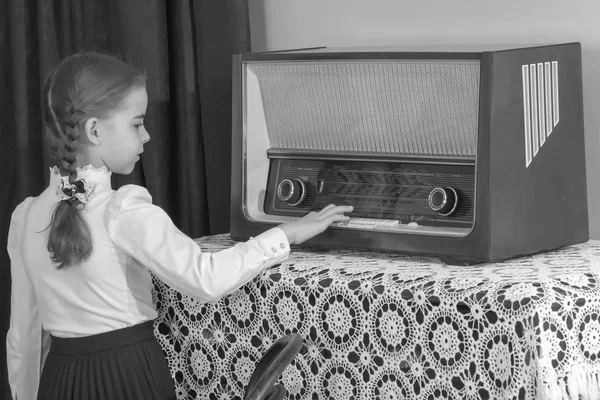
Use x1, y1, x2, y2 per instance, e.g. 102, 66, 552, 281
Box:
153, 235, 600, 400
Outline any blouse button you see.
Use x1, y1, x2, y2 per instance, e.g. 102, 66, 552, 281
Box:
280, 243, 285, 249
271, 247, 277, 253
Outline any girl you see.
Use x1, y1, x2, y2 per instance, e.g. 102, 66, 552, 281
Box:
6, 51, 352, 400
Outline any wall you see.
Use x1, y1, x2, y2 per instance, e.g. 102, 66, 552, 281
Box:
249, 0, 600, 239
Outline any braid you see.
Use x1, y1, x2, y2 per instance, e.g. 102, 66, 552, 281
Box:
45, 73, 93, 269
60, 107, 83, 184
45, 67, 84, 182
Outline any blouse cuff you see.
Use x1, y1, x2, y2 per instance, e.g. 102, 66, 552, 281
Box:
251, 227, 290, 261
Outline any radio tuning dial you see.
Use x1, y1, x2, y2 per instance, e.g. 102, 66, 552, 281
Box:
428, 187, 459, 216
277, 178, 306, 206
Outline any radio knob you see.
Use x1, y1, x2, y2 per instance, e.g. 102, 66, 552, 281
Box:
277, 178, 306, 206
428, 187, 459, 216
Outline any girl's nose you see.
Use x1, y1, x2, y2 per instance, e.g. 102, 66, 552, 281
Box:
141, 127, 150, 144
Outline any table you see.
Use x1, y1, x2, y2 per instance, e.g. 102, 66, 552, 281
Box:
153, 235, 600, 400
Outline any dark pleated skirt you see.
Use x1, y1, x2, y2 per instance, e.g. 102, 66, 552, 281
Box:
37, 320, 176, 400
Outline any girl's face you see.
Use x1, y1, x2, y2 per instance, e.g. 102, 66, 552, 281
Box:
99, 87, 150, 174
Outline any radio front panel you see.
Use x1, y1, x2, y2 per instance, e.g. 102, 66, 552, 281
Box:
264, 155, 475, 236
241, 58, 481, 237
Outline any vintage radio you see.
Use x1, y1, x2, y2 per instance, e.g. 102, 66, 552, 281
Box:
230, 43, 588, 264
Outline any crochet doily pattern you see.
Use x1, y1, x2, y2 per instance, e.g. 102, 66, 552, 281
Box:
153, 236, 600, 400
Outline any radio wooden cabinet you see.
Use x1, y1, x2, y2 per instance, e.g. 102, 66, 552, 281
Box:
230, 43, 588, 264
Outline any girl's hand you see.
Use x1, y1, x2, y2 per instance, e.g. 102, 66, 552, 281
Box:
277, 204, 353, 245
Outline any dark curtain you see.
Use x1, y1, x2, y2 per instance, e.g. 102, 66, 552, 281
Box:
0, 0, 251, 397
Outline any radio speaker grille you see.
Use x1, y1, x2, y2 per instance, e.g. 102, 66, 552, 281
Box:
249, 61, 480, 158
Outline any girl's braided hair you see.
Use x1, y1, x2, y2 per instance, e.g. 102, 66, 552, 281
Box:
44, 51, 146, 268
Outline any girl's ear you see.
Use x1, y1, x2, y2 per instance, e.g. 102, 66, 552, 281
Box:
83, 118, 102, 145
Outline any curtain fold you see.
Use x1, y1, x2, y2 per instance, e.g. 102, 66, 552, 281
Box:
192, 0, 252, 233
166, 0, 210, 237
0, 0, 251, 397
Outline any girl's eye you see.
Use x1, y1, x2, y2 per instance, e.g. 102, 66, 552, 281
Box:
135, 123, 144, 129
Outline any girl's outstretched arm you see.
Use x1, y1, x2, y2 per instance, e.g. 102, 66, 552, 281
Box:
105, 185, 351, 302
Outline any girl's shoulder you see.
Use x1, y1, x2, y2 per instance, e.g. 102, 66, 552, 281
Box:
110, 184, 153, 205
11, 196, 36, 218
8, 196, 36, 237
104, 184, 172, 235
104, 184, 156, 220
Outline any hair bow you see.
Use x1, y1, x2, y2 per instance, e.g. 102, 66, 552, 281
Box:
56, 176, 96, 206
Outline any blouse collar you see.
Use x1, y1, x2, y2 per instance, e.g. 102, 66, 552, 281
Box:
49, 165, 112, 190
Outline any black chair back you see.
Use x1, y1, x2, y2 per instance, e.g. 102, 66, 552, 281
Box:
244, 333, 303, 400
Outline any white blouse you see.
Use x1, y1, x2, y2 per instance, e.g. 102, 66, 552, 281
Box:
6, 165, 290, 400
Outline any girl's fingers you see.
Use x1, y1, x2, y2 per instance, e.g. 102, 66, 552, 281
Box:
301, 204, 352, 223
317, 205, 353, 220
326, 214, 351, 225
317, 204, 337, 214
302, 204, 338, 221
